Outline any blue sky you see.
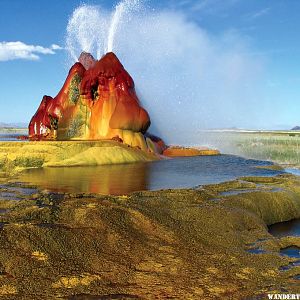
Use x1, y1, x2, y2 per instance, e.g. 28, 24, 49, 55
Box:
0, 0, 300, 130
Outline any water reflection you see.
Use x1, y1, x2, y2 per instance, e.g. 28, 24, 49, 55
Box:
0, 133, 26, 141
18, 163, 150, 195
17, 155, 284, 195
285, 168, 300, 176
280, 246, 300, 258
268, 219, 300, 238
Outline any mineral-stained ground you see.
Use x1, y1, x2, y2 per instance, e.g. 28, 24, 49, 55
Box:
0, 141, 158, 175
0, 172, 299, 299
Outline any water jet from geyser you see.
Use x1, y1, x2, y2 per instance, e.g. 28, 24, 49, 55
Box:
106, 0, 140, 53
66, 0, 141, 61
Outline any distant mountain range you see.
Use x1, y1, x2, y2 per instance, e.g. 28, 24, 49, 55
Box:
291, 126, 300, 131
0, 122, 27, 128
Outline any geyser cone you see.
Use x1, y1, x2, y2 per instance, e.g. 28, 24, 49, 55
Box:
29, 52, 164, 154
80, 52, 151, 136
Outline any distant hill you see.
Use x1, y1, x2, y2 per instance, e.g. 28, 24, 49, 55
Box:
291, 126, 300, 131
0, 122, 27, 129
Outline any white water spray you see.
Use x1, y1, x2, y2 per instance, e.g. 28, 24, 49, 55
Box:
65, 1, 265, 145
107, 0, 140, 53
66, 5, 106, 61
66, 0, 141, 61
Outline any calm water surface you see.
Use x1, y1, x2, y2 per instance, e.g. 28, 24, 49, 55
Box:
0, 133, 26, 141
269, 219, 300, 238
17, 155, 284, 195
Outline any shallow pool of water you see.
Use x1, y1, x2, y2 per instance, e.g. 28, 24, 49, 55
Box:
0, 133, 26, 141
17, 155, 284, 195
285, 168, 300, 176
268, 219, 300, 238
280, 246, 300, 259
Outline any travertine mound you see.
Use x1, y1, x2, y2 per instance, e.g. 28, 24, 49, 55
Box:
29, 52, 165, 154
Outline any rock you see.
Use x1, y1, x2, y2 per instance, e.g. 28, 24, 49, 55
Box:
145, 133, 167, 154
111, 135, 123, 143
16, 135, 29, 141
78, 51, 96, 70
28, 52, 163, 153
163, 146, 220, 157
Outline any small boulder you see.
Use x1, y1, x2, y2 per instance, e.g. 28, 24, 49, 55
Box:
78, 52, 96, 70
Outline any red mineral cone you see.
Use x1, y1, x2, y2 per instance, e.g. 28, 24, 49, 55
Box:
29, 52, 164, 153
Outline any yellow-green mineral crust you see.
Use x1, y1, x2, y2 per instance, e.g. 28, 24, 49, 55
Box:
0, 174, 299, 299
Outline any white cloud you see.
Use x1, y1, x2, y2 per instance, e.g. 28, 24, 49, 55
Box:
190, 0, 219, 12
169, 0, 240, 14
0, 41, 63, 61
248, 7, 271, 20
50, 44, 63, 50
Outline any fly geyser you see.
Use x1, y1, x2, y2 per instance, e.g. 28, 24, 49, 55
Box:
26, 0, 221, 159
29, 52, 164, 154
26, 0, 219, 160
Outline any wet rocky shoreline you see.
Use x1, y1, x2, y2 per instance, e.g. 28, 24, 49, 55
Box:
0, 173, 299, 299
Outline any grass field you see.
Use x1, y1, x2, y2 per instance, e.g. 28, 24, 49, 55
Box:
198, 130, 300, 166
